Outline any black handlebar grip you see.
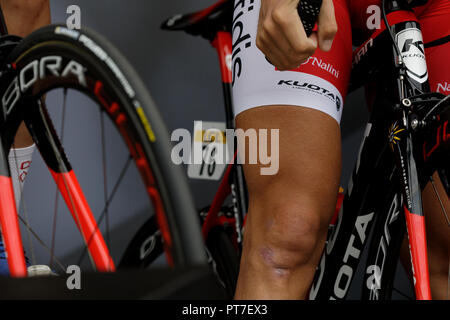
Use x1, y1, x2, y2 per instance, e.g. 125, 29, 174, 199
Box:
297, 0, 323, 37
264, 0, 323, 66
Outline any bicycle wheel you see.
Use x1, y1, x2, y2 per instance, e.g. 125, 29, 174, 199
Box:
2, 24, 206, 276
363, 95, 450, 300
119, 206, 239, 298
118, 217, 164, 270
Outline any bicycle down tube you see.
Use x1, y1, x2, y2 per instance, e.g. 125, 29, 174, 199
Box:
211, 30, 248, 249
179, 3, 250, 249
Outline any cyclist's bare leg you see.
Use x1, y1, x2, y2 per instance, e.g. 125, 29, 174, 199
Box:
422, 173, 449, 299
234, 105, 341, 299
0, 0, 50, 37
0, 0, 50, 147
420, 3, 450, 299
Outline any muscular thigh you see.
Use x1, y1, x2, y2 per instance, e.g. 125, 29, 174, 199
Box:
236, 106, 342, 215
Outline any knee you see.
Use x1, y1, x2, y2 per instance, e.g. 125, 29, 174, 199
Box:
2, 0, 48, 13
250, 194, 331, 274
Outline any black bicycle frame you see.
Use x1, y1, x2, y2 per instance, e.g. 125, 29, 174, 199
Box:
310, 0, 437, 300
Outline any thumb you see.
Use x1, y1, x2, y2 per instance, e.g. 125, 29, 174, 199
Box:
316, 0, 338, 52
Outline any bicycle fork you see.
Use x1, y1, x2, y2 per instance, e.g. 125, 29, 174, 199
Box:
0, 100, 115, 277
0, 140, 27, 277
391, 120, 432, 299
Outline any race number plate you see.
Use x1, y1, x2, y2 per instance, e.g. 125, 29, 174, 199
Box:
187, 121, 230, 181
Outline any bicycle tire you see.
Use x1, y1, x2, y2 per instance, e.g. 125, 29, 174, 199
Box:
2, 24, 206, 274
118, 217, 164, 270
120, 209, 240, 298
205, 226, 239, 299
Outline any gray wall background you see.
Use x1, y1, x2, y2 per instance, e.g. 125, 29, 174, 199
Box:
16, 0, 411, 298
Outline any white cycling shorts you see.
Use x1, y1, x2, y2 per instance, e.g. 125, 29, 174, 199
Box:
231, 0, 353, 124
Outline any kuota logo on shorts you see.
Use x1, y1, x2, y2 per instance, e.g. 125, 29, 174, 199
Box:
277, 80, 341, 111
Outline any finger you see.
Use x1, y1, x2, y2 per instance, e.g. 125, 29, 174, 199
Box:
316, 0, 338, 52
258, 11, 311, 69
271, 4, 318, 61
258, 30, 307, 70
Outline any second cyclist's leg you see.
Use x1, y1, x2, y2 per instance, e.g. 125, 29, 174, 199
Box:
1, 0, 50, 147
1, 0, 50, 204
422, 173, 450, 300
404, 2, 450, 299
421, 1, 450, 300
0, 0, 50, 274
